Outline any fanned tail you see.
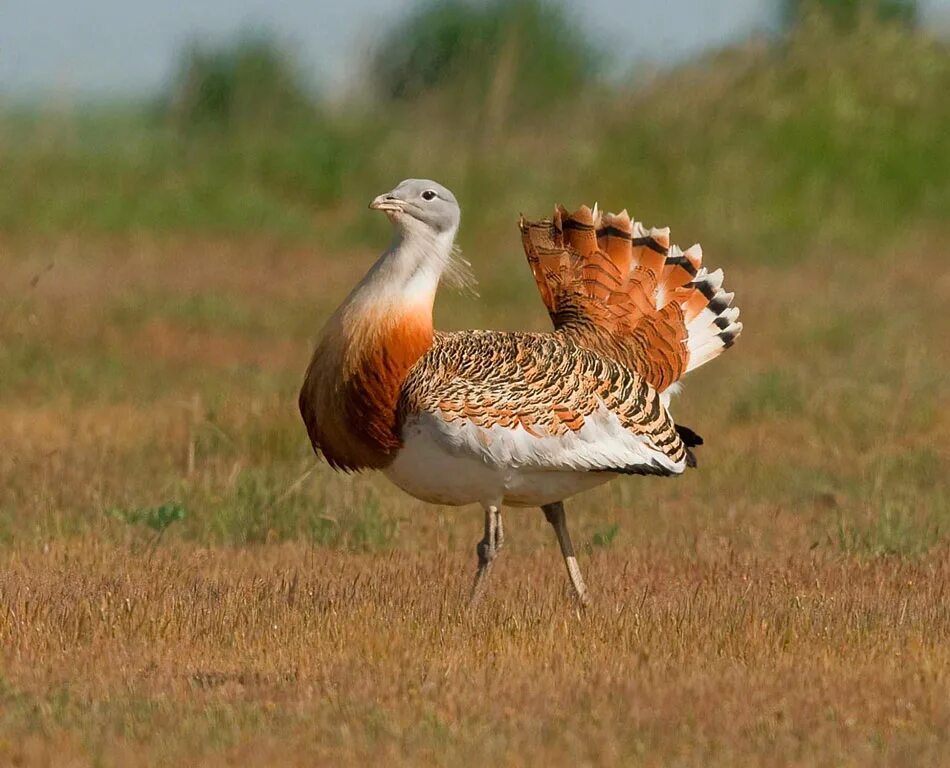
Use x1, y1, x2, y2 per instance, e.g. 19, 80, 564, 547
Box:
520, 204, 742, 392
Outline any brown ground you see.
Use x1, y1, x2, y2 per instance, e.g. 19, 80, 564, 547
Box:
2, 543, 949, 767
0, 232, 948, 766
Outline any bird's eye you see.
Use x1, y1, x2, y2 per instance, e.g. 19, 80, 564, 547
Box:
421, 190, 437, 201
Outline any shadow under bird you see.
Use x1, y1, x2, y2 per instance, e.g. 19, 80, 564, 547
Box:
299, 179, 742, 605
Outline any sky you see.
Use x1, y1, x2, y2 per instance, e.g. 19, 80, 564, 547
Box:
1, 0, 948, 99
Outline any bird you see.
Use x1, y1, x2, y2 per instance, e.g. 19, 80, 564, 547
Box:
299, 178, 742, 605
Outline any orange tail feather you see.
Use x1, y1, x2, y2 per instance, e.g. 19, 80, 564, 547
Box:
520, 204, 742, 392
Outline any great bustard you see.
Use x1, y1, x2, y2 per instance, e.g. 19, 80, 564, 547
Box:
300, 179, 742, 605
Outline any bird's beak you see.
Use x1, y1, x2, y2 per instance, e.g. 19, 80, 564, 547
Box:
369, 193, 404, 212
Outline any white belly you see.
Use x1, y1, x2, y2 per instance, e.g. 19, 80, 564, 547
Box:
383, 424, 615, 507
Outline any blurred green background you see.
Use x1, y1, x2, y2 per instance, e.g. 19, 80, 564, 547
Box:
2, 0, 947, 252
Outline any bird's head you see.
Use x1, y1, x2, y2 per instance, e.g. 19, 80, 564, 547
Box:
369, 179, 460, 239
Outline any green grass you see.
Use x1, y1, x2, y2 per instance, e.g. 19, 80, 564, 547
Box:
2, 18, 948, 259
731, 370, 805, 422
0, 107, 370, 238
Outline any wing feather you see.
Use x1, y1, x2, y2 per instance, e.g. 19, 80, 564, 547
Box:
398, 331, 691, 476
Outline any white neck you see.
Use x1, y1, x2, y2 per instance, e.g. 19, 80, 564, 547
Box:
348, 218, 458, 314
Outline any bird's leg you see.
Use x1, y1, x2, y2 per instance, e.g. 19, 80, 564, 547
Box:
470, 503, 502, 606
542, 501, 590, 606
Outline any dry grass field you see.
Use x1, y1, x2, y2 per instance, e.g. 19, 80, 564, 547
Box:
1, 544, 949, 766
1, 226, 947, 765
